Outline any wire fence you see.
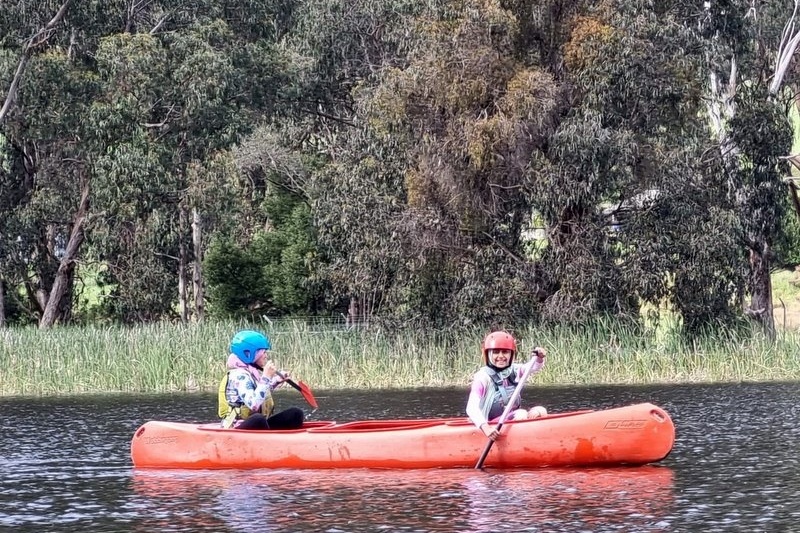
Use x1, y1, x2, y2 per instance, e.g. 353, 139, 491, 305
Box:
257, 314, 369, 333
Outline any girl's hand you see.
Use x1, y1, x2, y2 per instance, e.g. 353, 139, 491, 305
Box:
481, 423, 500, 441
263, 360, 277, 379
532, 347, 547, 363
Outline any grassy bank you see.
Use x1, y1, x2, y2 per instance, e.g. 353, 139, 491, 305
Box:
1, 319, 799, 396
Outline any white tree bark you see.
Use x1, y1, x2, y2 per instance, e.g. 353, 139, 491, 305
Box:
192, 208, 204, 322
178, 206, 188, 323
39, 180, 89, 328
0, 279, 5, 327
770, 0, 800, 95
706, 56, 737, 155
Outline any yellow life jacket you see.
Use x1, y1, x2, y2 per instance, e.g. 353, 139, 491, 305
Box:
218, 372, 275, 428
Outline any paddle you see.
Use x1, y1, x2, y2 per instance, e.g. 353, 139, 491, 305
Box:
276, 371, 318, 410
474, 351, 539, 469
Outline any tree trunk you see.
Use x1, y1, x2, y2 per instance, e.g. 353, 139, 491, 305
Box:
747, 243, 775, 339
191, 207, 204, 322
39, 180, 89, 328
346, 296, 359, 328
788, 178, 800, 221
0, 279, 6, 327
178, 205, 189, 323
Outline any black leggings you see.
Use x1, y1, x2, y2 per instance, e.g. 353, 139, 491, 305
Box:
237, 407, 305, 430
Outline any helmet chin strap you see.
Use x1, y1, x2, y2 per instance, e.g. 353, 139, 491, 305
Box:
487, 360, 514, 373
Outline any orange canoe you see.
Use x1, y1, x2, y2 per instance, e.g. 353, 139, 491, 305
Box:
130, 402, 675, 469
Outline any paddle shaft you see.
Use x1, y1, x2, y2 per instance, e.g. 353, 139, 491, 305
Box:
282, 376, 303, 393
474, 355, 538, 469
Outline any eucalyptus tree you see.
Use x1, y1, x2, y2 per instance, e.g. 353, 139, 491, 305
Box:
698, 0, 797, 337
542, 1, 750, 333
1, 0, 302, 326
305, 0, 569, 328
308, 0, 700, 330
221, 0, 427, 322
308, 0, 754, 333
0, 0, 97, 326
552, 0, 798, 336
82, 2, 302, 323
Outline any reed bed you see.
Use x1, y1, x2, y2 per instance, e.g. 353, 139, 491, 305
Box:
1, 319, 799, 396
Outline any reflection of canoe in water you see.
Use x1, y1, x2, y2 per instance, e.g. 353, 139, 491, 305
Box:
130, 402, 674, 469
132, 467, 676, 532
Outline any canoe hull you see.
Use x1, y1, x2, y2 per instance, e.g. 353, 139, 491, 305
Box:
130, 402, 675, 469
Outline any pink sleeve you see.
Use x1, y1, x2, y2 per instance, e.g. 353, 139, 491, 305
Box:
466, 377, 489, 428
518, 358, 544, 379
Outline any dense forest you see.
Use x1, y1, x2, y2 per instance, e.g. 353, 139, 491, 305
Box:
1, 0, 800, 335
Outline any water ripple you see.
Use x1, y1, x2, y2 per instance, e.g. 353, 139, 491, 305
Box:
1, 383, 799, 531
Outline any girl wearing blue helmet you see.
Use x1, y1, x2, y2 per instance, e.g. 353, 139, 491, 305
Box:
218, 329, 304, 430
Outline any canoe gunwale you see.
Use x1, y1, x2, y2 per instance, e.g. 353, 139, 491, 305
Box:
190, 410, 602, 435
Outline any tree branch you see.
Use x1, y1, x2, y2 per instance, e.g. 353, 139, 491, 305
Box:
770, 0, 800, 94
39, 178, 89, 328
0, 0, 73, 123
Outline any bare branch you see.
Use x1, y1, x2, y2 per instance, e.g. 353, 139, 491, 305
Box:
143, 104, 178, 128
0, 0, 73, 123
299, 107, 356, 127
770, 0, 800, 94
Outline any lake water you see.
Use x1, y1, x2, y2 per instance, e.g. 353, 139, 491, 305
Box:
1, 382, 799, 532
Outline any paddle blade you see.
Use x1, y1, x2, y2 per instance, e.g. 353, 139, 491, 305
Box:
297, 380, 318, 410
278, 371, 319, 410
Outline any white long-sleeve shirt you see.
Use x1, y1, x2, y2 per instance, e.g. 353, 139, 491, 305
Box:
466, 358, 545, 428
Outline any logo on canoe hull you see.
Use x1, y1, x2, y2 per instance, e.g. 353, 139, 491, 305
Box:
604, 420, 647, 430
143, 435, 179, 445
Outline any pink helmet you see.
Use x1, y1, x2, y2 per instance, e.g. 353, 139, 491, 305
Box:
482, 331, 517, 364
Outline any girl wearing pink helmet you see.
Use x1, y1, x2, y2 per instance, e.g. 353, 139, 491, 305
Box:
466, 331, 548, 440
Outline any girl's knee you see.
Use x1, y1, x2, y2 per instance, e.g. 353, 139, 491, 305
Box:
528, 406, 547, 419
511, 408, 529, 420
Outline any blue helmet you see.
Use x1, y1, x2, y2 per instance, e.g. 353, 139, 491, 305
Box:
230, 330, 271, 364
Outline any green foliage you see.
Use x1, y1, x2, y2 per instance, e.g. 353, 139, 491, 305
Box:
1, 0, 797, 337
310, 127, 408, 316
287, 0, 422, 116
204, 238, 267, 317
89, 209, 180, 322
203, 135, 320, 318
728, 85, 793, 245
775, 210, 800, 267
204, 202, 317, 317
564, 7, 704, 133
312, 0, 567, 327
257, 204, 317, 312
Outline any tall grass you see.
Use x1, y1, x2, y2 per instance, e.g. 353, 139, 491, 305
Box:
1, 319, 799, 396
